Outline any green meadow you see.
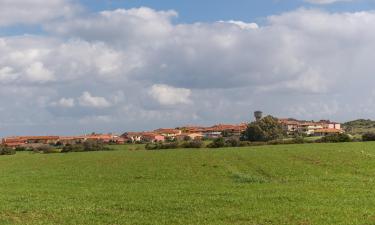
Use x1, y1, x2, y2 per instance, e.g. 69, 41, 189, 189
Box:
2, 142, 375, 224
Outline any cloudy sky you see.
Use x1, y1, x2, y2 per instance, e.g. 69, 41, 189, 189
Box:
0, 0, 374, 136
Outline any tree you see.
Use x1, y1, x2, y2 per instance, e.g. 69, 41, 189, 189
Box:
207, 137, 226, 148
318, 133, 352, 143
0, 146, 15, 155
241, 115, 285, 142
362, 132, 375, 142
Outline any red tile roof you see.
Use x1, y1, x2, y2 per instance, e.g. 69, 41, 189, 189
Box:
154, 128, 181, 134
314, 128, 342, 133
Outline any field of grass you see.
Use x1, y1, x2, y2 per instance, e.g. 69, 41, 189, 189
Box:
2, 143, 375, 224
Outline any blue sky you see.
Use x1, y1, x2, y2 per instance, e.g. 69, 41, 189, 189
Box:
79, 0, 375, 23
3, 0, 373, 36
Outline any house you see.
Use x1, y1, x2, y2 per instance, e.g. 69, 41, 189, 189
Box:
314, 128, 343, 136
112, 136, 126, 144
298, 123, 323, 136
154, 128, 182, 138
2, 136, 60, 148
203, 131, 222, 139
279, 118, 343, 136
319, 120, 341, 130
2, 137, 27, 148
58, 136, 86, 145
122, 132, 144, 142
179, 126, 206, 134
2, 136, 58, 148
141, 133, 165, 142
175, 133, 204, 141
279, 119, 300, 135
188, 133, 204, 140
84, 134, 116, 143
199, 123, 247, 138
122, 132, 165, 143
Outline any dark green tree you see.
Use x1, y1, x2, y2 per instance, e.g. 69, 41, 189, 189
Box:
241, 115, 285, 142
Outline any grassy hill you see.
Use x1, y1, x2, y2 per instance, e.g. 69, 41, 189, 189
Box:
1, 143, 375, 224
343, 119, 375, 135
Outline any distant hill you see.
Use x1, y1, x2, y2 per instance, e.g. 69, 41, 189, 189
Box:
343, 119, 375, 135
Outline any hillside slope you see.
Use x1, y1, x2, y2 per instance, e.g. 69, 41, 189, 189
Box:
343, 119, 375, 134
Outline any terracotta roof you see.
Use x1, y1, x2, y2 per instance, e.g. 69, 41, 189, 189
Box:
4, 136, 59, 141
315, 128, 342, 133
154, 128, 181, 134
59, 136, 86, 140
4, 142, 25, 147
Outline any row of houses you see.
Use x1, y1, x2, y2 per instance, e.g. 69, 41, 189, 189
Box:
278, 118, 343, 136
1, 123, 248, 147
122, 123, 248, 143
1, 117, 343, 147
2, 134, 126, 148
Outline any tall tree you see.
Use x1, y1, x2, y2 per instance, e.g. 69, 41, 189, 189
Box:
242, 115, 285, 142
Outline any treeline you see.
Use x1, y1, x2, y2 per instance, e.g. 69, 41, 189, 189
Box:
0, 146, 15, 155
146, 140, 204, 150
2, 140, 112, 155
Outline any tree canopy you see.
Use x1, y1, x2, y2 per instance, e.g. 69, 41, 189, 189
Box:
241, 116, 285, 142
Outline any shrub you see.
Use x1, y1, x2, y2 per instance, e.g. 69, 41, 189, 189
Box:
225, 138, 241, 147
61, 140, 110, 153
182, 140, 204, 148
36, 145, 59, 154
15, 146, 28, 151
0, 146, 15, 155
183, 136, 192, 141
161, 142, 179, 149
83, 140, 110, 151
317, 133, 352, 143
145, 143, 161, 150
146, 142, 180, 150
61, 144, 84, 153
362, 132, 375, 142
207, 138, 226, 148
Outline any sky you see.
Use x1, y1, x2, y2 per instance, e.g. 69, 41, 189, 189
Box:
0, 0, 375, 136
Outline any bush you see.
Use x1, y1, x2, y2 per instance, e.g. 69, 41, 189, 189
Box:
61, 144, 84, 153
145, 142, 180, 150
225, 138, 241, 147
83, 140, 110, 151
207, 138, 226, 148
146, 140, 204, 150
182, 140, 204, 148
317, 133, 352, 143
15, 146, 28, 151
145, 143, 161, 150
35, 145, 59, 154
61, 140, 111, 153
0, 146, 15, 155
362, 132, 375, 142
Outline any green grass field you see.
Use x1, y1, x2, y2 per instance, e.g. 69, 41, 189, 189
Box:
2, 143, 375, 224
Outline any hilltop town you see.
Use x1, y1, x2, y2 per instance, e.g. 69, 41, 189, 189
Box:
1, 111, 344, 149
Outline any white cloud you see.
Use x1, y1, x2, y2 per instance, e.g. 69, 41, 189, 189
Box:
0, 0, 79, 26
2, 6, 375, 134
150, 84, 192, 105
52, 98, 75, 108
78, 92, 111, 108
219, 20, 259, 30
25, 62, 55, 82
0, 66, 17, 82
47, 7, 177, 47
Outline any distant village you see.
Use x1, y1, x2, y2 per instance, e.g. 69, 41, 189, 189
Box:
1, 111, 343, 148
